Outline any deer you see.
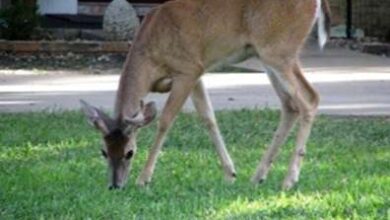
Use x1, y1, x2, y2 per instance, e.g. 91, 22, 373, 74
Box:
81, 0, 331, 190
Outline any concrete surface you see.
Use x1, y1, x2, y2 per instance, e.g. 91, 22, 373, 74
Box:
1, 46, 389, 116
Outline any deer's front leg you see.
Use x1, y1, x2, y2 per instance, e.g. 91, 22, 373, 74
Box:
191, 79, 236, 182
136, 76, 198, 186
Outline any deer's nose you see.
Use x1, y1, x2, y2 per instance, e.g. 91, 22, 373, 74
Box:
108, 184, 121, 190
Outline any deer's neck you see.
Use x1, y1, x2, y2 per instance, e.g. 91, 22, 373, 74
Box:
114, 53, 151, 121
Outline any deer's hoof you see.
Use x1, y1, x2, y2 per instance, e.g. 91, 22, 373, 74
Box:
250, 174, 266, 185
136, 178, 150, 187
282, 179, 297, 191
225, 172, 237, 183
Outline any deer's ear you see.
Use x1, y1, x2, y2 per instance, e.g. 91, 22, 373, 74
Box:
80, 100, 110, 135
124, 101, 157, 129
142, 101, 157, 126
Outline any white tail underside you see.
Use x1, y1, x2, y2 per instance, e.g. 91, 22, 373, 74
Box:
317, 0, 328, 49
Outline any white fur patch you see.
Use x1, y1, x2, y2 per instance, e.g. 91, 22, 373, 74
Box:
265, 67, 292, 95
316, 0, 328, 49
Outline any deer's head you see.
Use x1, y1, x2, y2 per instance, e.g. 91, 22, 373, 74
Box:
80, 100, 156, 190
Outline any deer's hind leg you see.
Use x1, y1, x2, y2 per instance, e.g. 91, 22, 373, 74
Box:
251, 49, 319, 189
251, 59, 300, 184
282, 62, 319, 190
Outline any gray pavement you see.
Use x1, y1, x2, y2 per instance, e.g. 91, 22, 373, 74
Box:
0, 45, 389, 116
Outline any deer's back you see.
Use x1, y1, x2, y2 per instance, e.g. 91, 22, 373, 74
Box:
134, 0, 318, 72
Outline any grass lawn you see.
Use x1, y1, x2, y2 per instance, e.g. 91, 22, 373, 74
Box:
0, 110, 389, 219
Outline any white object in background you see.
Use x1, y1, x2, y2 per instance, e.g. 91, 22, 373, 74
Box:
37, 0, 78, 15
103, 0, 140, 40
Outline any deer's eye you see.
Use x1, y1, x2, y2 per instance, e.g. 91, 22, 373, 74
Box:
101, 149, 108, 158
125, 150, 134, 160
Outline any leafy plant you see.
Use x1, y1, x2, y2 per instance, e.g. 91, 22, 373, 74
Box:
0, 0, 40, 40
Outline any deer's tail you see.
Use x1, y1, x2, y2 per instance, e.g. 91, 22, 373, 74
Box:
317, 0, 332, 49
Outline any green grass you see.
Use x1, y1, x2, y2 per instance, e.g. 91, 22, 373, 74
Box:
0, 110, 389, 219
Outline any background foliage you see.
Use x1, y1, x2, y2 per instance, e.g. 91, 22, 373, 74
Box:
0, 0, 39, 40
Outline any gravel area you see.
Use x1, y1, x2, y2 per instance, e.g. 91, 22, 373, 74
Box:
0, 52, 126, 71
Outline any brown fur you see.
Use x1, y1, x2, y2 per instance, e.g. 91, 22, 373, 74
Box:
86, 0, 331, 189
115, 0, 321, 118
104, 129, 129, 158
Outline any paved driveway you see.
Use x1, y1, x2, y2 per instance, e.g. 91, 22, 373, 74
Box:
1, 46, 389, 116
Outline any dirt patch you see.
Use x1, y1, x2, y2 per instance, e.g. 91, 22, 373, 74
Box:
0, 52, 126, 72
329, 38, 390, 58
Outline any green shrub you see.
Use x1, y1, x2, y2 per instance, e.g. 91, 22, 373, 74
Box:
0, 0, 40, 40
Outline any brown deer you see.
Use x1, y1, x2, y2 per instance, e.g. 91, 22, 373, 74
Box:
81, 0, 331, 190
